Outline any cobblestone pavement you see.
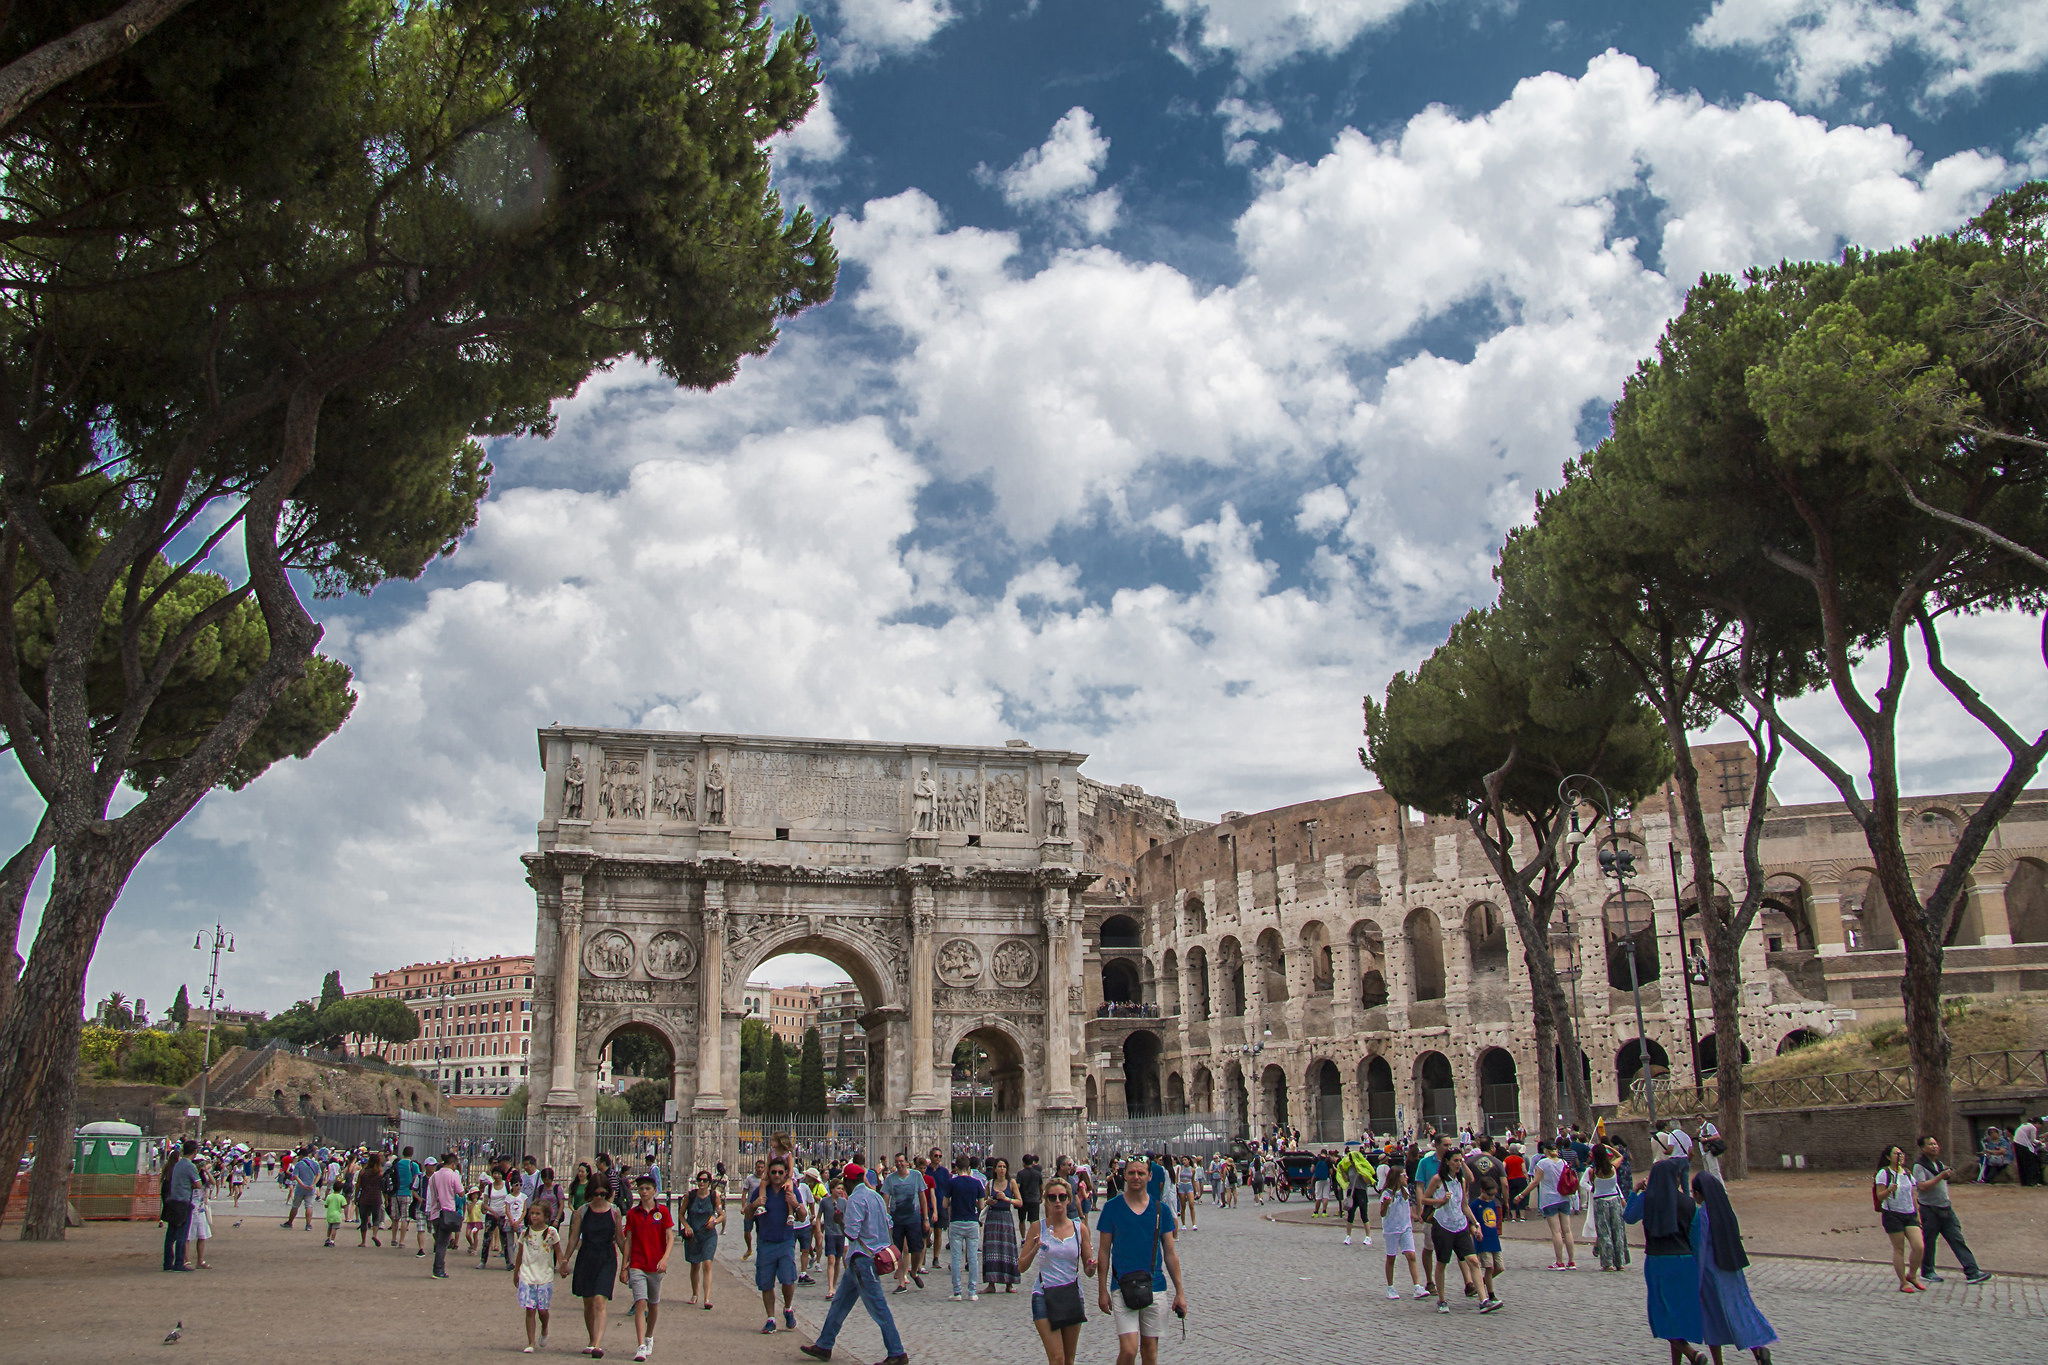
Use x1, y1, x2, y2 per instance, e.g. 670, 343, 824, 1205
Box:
765, 1203, 2045, 1365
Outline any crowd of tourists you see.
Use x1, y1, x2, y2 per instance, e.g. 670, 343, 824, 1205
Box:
146, 1107, 2027, 1363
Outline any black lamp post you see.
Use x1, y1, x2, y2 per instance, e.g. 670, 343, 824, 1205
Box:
1561, 773, 1657, 1130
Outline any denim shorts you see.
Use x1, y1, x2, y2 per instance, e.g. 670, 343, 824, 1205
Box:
755, 1239, 797, 1291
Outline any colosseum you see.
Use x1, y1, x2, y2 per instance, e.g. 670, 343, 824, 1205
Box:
1075, 742, 2048, 1139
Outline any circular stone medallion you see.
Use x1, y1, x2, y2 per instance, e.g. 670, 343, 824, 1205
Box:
990, 938, 1039, 988
583, 929, 635, 978
935, 937, 984, 987
643, 931, 698, 980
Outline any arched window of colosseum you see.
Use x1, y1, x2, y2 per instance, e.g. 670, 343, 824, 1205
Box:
1414, 1052, 1455, 1132
1085, 1074, 1099, 1120
1603, 889, 1660, 988
1192, 1066, 1215, 1112
1100, 914, 1142, 949
1256, 927, 1290, 1004
1124, 1029, 1163, 1116
1186, 945, 1212, 1018
1160, 949, 1181, 1016
1183, 896, 1207, 937
1843, 870, 1899, 951
1346, 864, 1382, 907
2009, 858, 2048, 944
1615, 1036, 1670, 1096
1776, 1028, 1822, 1055
1910, 807, 1960, 845
1223, 1060, 1248, 1129
1166, 1071, 1187, 1112
1696, 1032, 1750, 1078
1758, 874, 1815, 953
1929, 864, 1985, 947
1309, 1059, 1344, 1142
1359, 1056, 1396, 1133
1465, 902, 1509, 980
1477, 1048, 1519, 1135
1404, 908, 1446, 1002
1217, 938, 1246, 1016
1101, 957, 1141, 1008
1353, 921, 1388, 1010
1302, 921, 1332, 994
1260, 1062, 1291, 1133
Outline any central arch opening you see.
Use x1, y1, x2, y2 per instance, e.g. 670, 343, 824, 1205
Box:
735, 939, 895, 1145
1123, 1028, 1163, 1117
1361, 1055, 1396, 1133
1477, 1047, 1519, 1136
1415, 1051, 1455, 1134
1310, 1059, 1343, 1142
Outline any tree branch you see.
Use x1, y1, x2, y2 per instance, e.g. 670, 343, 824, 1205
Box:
0, 0, 200, 130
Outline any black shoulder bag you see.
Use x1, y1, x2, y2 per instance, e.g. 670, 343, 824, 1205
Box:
1116, 1200, 1164, 1311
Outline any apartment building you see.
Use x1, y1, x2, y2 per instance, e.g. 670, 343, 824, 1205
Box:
352, 953, 536, 1099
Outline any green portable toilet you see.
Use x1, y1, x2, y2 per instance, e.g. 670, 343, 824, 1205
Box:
73, 1120, 146, 1176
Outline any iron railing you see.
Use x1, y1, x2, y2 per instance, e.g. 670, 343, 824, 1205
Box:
1622, 1047, 2048, 1116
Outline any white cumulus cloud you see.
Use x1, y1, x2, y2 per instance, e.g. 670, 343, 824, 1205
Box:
1694, 0, 2048, 103
1161, 0, 1434, 73
990, 107, 1122, 239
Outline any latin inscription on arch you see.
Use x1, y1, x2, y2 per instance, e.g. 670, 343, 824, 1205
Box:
729, 749, 904, 830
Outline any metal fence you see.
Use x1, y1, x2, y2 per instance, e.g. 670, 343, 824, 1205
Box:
1084, 1113, 1231, 1162
1622, 1047, 2048, 1117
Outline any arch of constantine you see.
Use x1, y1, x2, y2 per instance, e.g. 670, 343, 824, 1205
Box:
523, 728, 1091, 1175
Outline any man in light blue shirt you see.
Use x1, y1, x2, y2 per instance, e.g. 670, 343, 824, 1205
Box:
800, 1163, 907, 1364
282, 1145, 322, 1230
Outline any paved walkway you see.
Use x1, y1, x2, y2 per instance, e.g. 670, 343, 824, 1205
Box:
2, 1176, 2040, 1362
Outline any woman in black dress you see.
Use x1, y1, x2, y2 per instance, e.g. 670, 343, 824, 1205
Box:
355, 1154, 386, 1247
561, 1183, 626, 1358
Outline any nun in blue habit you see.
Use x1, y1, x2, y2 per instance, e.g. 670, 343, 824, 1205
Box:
1625, 1155, 1707, 1365
1691, 1172, 1777, 1364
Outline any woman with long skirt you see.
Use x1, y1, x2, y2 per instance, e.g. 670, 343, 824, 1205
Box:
1691, 1173, 1776, 1364
1625, 1156, 1707, 1365
982, 1157, 1023, 1292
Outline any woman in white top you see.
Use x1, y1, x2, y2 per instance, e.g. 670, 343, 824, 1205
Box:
1422, 1152, 1493, 1314
1017, 1175, 1096, 1365
1872, 1144, 1925, 1293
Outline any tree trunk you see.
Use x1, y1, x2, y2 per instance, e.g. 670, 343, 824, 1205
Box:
1529, 969, 1559, 1138
1705, 941, 1748, 1180
1899, 919, 1953, 1145
0, 838, 138, 1216
21, 1021, 79, 1239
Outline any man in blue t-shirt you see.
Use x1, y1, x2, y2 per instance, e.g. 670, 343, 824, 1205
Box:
944, 1156, 987, 1299
389, 1146, 423, 1248
744, 1159, 803, 1334
282, 1146, 322, 1230
1097, 1156, 1185, 1363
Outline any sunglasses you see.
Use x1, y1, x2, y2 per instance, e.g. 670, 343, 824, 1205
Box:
1045, 1192, 1069, 1201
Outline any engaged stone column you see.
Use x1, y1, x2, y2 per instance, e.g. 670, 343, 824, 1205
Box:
1042, 878, 1079, 1104
540, 852, 594, 1175
1335, 934, 1360, 1033
908, 874, 940, 1108
1811, 884, 1850, 956
694, 877, 727, 1108
1384, 929, 1411, 1031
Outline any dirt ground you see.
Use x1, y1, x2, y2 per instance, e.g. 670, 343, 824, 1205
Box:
0, 1181, 835, 1364
1272, 1167, 2048, 1273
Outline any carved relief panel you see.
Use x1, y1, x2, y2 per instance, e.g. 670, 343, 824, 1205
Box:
937, 766, 981, 833
651, 751, 697, 822
991, 938, 1039, 988
584, 930, 635, 978
729, 749, 906, 831
598, 751, 649, 821
984, 768, 1029, 833
936, 937, 985, 987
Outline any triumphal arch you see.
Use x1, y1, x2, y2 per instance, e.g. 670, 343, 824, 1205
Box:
523, 727, 1092, 1175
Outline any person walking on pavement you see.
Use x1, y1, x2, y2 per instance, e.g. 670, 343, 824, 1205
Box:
1017, 1174, 1094, 1365
282, 1144, 321, 1230
1689, 1173, 1776, 1365
800, 1161, 910, 1365
560, 1178, 626, 1358
1096, 1157, 1187, 1365
1912, 1137, 1993, 1284
745, 1157, 803, 1334
945, 1155, 988, 1301
161, 1140, 200, 1272
1696, 1115, 1724, 1181
1337, 1146, 1375, 1246
425, 1149, 467, 1279
1872, 1144, 1926, 1294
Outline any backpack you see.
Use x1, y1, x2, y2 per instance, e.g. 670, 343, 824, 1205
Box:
1555, 1161, 1580, 1198
1872, 1169, 1890, 1213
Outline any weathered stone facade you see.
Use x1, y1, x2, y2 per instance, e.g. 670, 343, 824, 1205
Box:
1079, 742, 2048, 1140
524, 729, 1091, 1175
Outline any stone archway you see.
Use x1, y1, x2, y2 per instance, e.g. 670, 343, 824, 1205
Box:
524, 728, 1093, 1177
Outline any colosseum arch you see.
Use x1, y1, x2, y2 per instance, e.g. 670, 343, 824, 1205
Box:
1353, 919, 1389, 1010
1359, 1055, 1396, 1133
2010, 858, 2048, 944
1166, 1070, 1187, 1112
1758, 873, 1816, 952
1186, 945, 1212, 1019
1307, 1058, 1344, 1142
1256, 926, 1290, 1005
1405, 908, 1446, 1002
1183, 894, 1208, 937
1223, 1060, 1248, 1132
1217, 936, 1247, 1016
1260, 1062, 1291, 1132
1465, 902, 1509, 980
1843, 869, 1900, 951
1191, 1065, 1215, 1112
1604, 888, 1660, 988
1476, 1046, 1520, 1136
1303, 921, 1333, 994
1414, 1051, 1455, 1132
1159, 948, 1181, 1016
1100, 913, 1143, 948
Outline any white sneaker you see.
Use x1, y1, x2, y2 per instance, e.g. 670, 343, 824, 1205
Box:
1386, 1287, 1400, 1300
948, 1293, 962, 1301
969, 1292, 980, 1301
1343, 1235, 1352, 1245
1412, 1285, 1430, 1299
538, 1335, 547, 1351
634, 1346, 650, 1362
1362, 1236, 1372, 1246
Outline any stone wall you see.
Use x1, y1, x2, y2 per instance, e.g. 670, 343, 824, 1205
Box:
1604, 1089, 2048, 1173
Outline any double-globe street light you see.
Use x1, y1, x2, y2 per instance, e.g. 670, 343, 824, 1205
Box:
190, 924, 235, 1144
1560, 773, 1659, 1130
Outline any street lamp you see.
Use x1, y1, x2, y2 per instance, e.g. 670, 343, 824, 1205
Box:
1561, 773, 1658, 1130
190, 924, 235, 1143
1684, 950, 1709, 1099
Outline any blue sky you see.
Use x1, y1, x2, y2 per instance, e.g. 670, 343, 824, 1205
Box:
15, 0, 2047, 1015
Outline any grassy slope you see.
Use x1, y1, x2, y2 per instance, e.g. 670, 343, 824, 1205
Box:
1740, 998, 2048, 1084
